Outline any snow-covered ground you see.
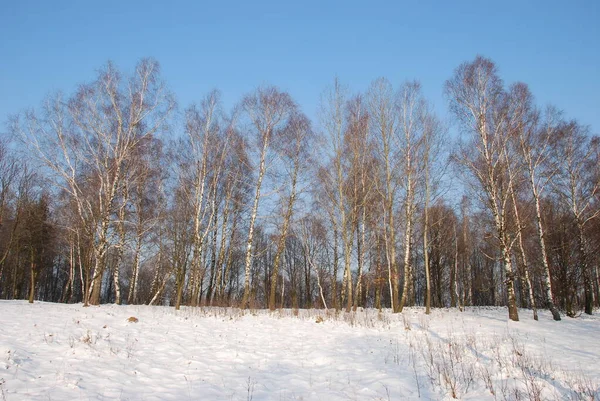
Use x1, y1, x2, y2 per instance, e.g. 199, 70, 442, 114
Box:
0, 301, 598, 400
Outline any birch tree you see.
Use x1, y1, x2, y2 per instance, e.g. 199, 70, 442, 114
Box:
421, 105, 445, 314
445, 56, 520, 321
506, 83, 562, 320
368, 78, 400, 312
320, 79, 357, 312
268, 113, 312, 310
180, 91, 229, 307
240, 86, 296, 309
13, 59, 175, 305
552, 120, 600, 315
397, 81, 426, 312
214, 131, 250, 304
344, 95, 373, 311
127, 136, 165, 304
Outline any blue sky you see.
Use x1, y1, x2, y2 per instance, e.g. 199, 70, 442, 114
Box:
1, 0, 598, 133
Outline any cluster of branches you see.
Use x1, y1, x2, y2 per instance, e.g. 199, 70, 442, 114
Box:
0, 56, 598, 321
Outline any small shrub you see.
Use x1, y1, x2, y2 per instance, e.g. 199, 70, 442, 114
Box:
402, 314, 412, 331
0, 378, 6, 401
81, 330, 97, 345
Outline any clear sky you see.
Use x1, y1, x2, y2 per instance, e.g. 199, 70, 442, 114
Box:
1, 0, 598, 133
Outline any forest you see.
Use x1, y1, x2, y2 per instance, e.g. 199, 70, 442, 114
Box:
0, 55, 598, 322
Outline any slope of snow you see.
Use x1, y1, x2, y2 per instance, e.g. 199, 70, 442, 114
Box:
0, 301, 598, 400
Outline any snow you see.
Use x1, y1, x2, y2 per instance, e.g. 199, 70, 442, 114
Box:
1, 301, 599, 400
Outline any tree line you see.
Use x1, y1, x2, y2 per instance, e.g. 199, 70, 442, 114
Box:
0, 56, 598, 321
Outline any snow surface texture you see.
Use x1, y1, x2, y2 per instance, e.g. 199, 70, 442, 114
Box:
0, 301, 599, 400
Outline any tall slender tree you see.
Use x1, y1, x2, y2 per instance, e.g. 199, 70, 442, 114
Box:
446, 56, 520, 321
368, 78, 400, 312
268, 113, 312, 310
240, 86, 296, 309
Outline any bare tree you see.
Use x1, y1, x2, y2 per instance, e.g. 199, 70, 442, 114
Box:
0, 141, 22, 282
13, 59, 175, 305
0, 140, 19, 229
127, 136, 165, 304
214, 131, 250, 304
179, 91, 229, 308
397, 81, 426, 312
240, 86, 296, 309
344, 95, 374, 311
268, 113, 312, 310
296, 215, 330, 309
507, 90, 562, 319
552, 121, 600, 315
421, 105, 446, 314
319, 79, 357, 312
368, 78, 400, 312
505, 154, 537, 319
315, 166, 341, 310
446, 56, 520, 321
1, 163, 46, 301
